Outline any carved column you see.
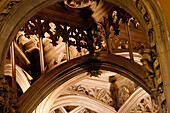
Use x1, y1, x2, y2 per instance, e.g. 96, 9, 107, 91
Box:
39, 37, 45, 75
10, 41, 17, 100
125, 21, 134, 61
65, 41, 70, 61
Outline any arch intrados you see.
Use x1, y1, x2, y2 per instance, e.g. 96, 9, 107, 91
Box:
16, 53, 150, 113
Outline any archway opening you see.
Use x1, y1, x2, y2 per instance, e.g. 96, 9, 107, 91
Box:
1, 0, 166, 112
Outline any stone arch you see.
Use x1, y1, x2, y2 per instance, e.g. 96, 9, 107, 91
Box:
35, 72, 89, 113
16, 53, 150, 112
0, 0, 169, 112
48, 88, 151, 113
36, 76, 150, 113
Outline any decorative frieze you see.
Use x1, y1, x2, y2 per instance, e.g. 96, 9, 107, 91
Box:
69, 85, 114, 106
92, 7, 148, 53
119, 82, 137, 106
130, 96, 159, 113
64, 0, 97, 8
0, 0, 21, 27
69, 81, 138, 110
131, 0, 164, 111
22, 17, 90, 54
0, 0, 22, 108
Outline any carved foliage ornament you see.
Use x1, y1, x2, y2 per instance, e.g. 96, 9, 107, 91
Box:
68, 27, 90, 52
131, 0, 164, 111
0, 0, 21, 27
119, 82, 137, 106
130, 96, 159, 113
108, 7, 131, 35
92, 22, 107, 51
69, 85, 113, 106
21, 17, 91, 53
87, 70, 102, 77
92, 7, 148, 52
64, 0, 97, 8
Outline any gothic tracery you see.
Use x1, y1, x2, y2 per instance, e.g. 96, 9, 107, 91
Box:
1, 0, 165, 112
